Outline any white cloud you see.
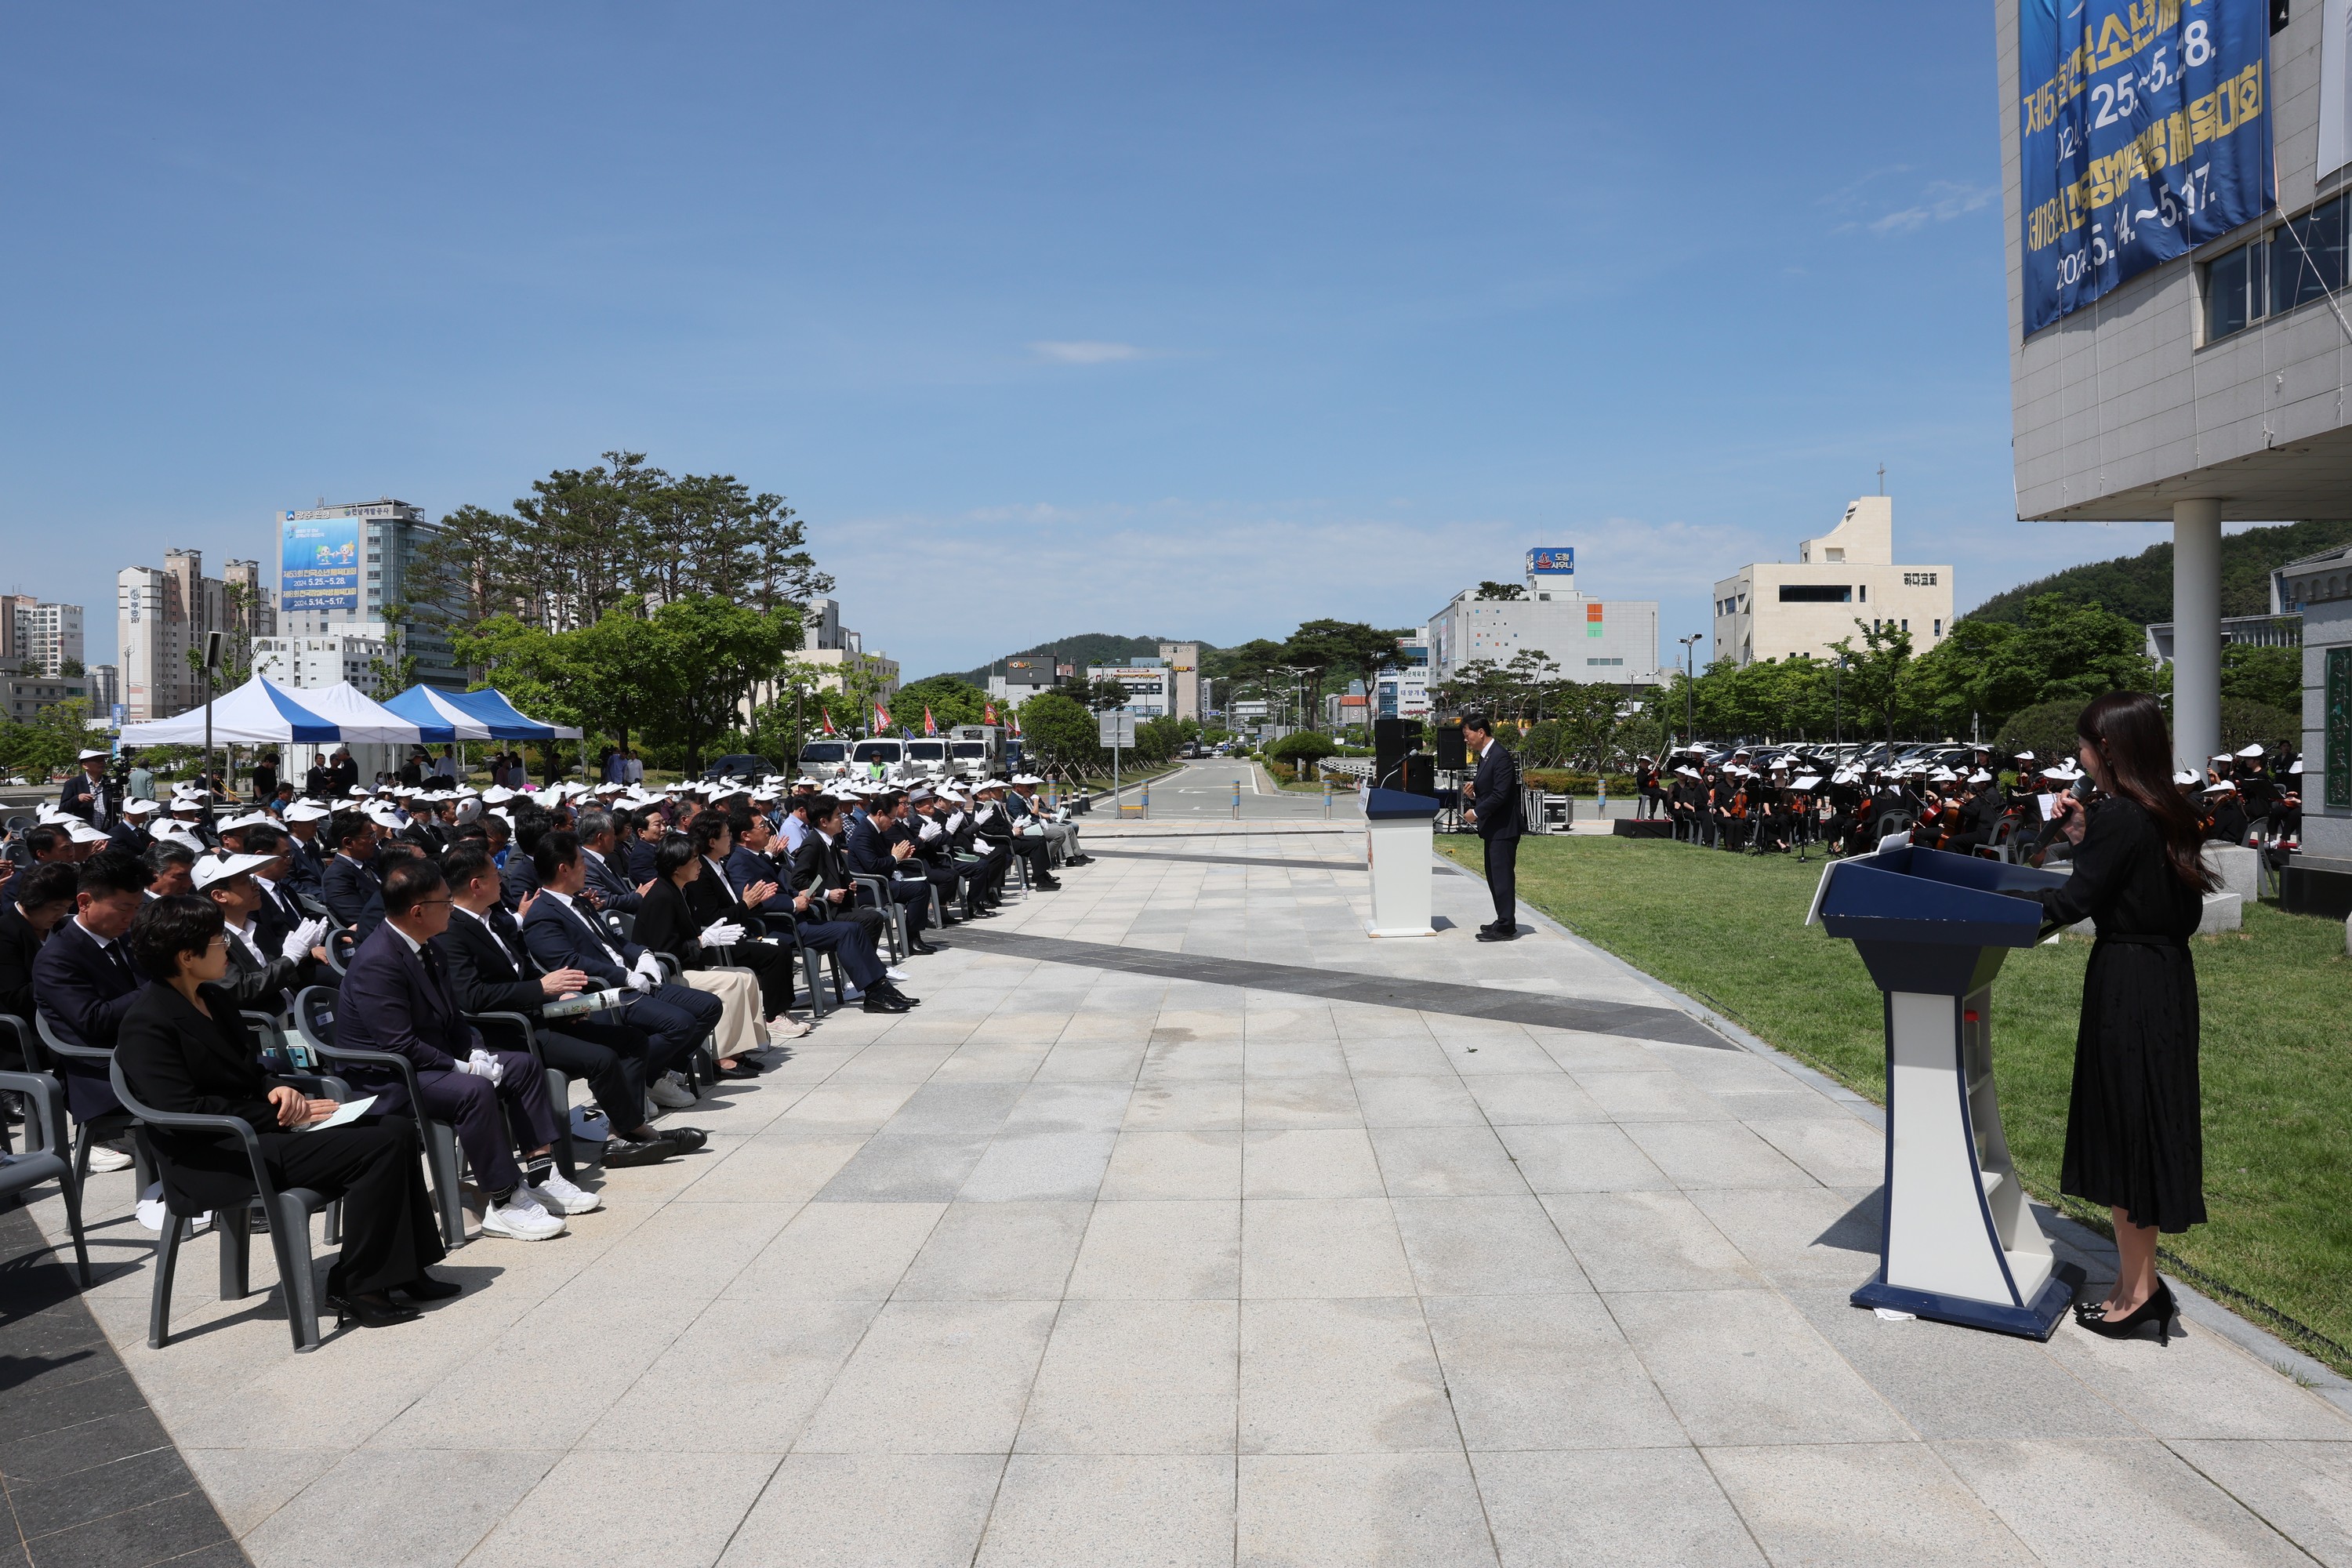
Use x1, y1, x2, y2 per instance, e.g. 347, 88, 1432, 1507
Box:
1865, 180, 1994, 236
1027, 340, 1145, 365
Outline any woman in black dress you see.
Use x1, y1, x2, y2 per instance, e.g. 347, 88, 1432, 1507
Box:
114, 895, 454, 1329
2037, 691, 2214, 1344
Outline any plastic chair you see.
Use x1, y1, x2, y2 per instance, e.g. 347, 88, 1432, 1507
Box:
32, 1014, 154, 1192
292, 987, 466, 1249
848, 871, 909, 963
107, 1057, 339, 1352
325, 929, 358, 977
0, 1068, 90, 1286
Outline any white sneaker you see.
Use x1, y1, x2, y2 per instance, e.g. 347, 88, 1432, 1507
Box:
530, 1172, 601, 1215
765, 1014, 811, 1040
86, 1145, 134, 1174
648, 1076, 696, 1110
481, 1192, 566, 1241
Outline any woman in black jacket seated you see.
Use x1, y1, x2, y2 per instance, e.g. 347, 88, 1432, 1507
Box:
114, 895, 455, 1329
633, 834, 780, 1078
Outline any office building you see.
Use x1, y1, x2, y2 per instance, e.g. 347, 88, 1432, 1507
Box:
250, 633, 391, 696
1997, 2, 2347, 907
275, 499, 458, 688
2144, 613, 2300, 666
118, 549, 256, 723
1374, 637, 1431, 720
1087, 659, 1171, 719
87, 664, 118, 715
0, 594, 33, 664
1710, 496, 1954, 666
1425, 548, 1661, 685
0, 660, 93, 725
985, 656, 1065, 704
1158, 641, 1203, 721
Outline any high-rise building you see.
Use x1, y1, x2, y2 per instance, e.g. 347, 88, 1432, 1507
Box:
1709, 496, 1953, 666
274, 500, 459, 688
0, 597, 84, 675
87, 663, 119, 714
1158, 641, 1203, 722
1374, 637, 1431, 720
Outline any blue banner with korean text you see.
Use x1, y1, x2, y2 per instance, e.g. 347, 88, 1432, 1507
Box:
2020, 0, 2274, 335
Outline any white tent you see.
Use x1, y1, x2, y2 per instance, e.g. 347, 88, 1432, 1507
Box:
285, 682, 428, 745
118, 677, 341, 746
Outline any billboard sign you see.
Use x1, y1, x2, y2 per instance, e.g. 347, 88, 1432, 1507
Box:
280, 511, 361, 615
1526, 547, 1575, 577
2019, 0, 2274, 335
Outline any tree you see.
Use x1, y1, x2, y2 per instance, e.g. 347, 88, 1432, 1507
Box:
635, 597, 800, 772
58, 655, 85, 677
1827, 620, 1916, 748
2221, 641, 2301, 711
1083, 677, 1132, 714
0, 697, 93, 782
1018, 691, 1103, 777
1472, 581, 1525, 601
894, 675, 990, 731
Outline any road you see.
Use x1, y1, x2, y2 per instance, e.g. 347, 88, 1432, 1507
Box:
1091, 756, 1363, 822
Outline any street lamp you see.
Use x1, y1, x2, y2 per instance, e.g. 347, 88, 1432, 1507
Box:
1675, 633, 1702, 750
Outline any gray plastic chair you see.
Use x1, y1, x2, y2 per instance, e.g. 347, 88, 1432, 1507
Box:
0, 1067, 90, 1286
292, 986, 466, 1248
106, 1057, 333, 1352
31, 1014, 155, 1192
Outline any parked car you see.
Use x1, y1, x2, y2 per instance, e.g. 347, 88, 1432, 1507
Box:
796, 740, 852, 781
704, 753, 781, 782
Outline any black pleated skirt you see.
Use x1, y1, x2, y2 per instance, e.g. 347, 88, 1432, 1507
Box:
2061, 938, 2207, 1233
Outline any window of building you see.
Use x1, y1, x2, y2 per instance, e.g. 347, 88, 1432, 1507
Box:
1778, 584, 1852, 603
1585, 656, 1624, 666
2205, 191, 2350, 343
1933, 619, 1944, 636
1903, 571, 1938, 586
1901, 619, 1910, 631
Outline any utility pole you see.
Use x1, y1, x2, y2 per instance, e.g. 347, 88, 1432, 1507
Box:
1675, 633, 1701, 750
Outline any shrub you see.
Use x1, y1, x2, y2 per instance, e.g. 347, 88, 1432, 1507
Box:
1998, 692, 2303, 764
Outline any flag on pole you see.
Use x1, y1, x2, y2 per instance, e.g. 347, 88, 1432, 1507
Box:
1010, 710, 1022, 738
873, 699, 892, 732
983, 702, 998, 725
923, 706, 937, 737
820, 708, 837, 735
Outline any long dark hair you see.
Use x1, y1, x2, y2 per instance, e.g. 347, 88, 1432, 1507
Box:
2075, 691, 2216, 893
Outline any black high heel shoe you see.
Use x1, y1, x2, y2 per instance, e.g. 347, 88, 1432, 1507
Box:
328, 1289, 423, 1329
2075, 1279, 2176, 1345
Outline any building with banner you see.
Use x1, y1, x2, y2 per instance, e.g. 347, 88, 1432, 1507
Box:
1422, 547, 1660, 687
1999, 0, 2350, 910
276, 500, 460, 689
1709, 495, 1953, 666
1375, 637, 1431, 720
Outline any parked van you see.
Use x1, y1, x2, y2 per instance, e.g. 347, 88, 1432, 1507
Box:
948, 725, 1004, 779
796, 739, 851, 781
902, 739, 950, 779
849, 739, 906, 780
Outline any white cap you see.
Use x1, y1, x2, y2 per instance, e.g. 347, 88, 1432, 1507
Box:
1968, 770, 1992, 784
218, 811, 274, 833
2289, 759, 2305, 775
122, 799, 162, 816
2236, 742, 2265, 758
347, 786, 372, 797
2173, 768, 2201, 786
77, 748, 109, 761
154, 824, 206, 850
67, 821, 111, 844
2012, 750, 2035, 762
2204, 779, 2238, 794
192, 851, 274, 891
2209, 753, 2234, 765
481, 786, 517, 804
365, 804, 403, 828
1011, 773, 1044, 785
285, 800, 332, 822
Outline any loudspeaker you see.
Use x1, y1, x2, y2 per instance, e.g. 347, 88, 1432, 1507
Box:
1434, 724, 1465, 771
1403, 754, 1436, 797
1372, 717, 1422, 790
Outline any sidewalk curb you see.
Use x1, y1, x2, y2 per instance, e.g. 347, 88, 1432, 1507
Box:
1432, 850, 2352, 1415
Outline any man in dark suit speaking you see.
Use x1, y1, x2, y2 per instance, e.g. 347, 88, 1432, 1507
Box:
1461, 714, 1523, 942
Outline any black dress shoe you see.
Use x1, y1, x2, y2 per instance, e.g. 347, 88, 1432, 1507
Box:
1034, 878, 1062, 890
394, 1273, 464, 1303
908, 938, 942, 956
1474, 927, 1519, 942
655, 1126, 710, 1154
328, 1290, 422, 1328
601, 1136, 675, 1167
877, 982, 921, 1007
862, 993, 913, 1014
716, 1060, 762, 1080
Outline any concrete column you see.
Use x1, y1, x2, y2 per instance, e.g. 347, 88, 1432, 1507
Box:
2172, 499, 2223, 775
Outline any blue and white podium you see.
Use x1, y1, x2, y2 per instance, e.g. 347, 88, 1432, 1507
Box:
1809, 844, 2085, 1338
1363, 786, 1442, 938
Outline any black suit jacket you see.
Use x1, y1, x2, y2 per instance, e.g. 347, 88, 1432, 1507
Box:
583, 846, 642, 914
521, 893, 644, 991
281, 836, 327, 898
435, 906, 551, 1017
1469, 741, 1523, 840
322, 854, 383, 929
335, 922, 477, 1073
115, 980, 304, 1213
0, 902, 44, 1030
633, 877, 706, 971
33, 919, 141, 1049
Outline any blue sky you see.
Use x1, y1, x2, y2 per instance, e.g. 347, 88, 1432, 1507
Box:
1, 4, 2193, 683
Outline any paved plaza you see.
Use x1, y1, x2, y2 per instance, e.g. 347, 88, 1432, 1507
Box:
12, 800, 2352, 1566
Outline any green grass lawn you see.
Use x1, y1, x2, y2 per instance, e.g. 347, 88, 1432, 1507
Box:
1439, 835, 2352, 1372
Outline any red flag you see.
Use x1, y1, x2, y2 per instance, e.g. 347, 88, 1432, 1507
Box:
819, 707, 837, 735
923, 706, 937, 737
983, 702, 998, 725
873, 699, 892, 732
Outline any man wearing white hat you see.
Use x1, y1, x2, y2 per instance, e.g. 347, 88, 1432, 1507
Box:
193, 851, 331, 1014
1007, 775, 1086, 866
60, 749, 118, 829
109, 798, 162, 857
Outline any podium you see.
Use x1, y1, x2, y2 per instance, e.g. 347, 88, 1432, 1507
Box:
1809, 844, 2085, 1338
1363, 786, 1442, 938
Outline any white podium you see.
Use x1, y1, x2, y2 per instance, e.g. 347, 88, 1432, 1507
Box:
1363, 786, 1442, 938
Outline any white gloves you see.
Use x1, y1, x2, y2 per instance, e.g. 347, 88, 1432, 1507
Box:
946, 810, 966, 831
630, 953, 662, 993
917, 820, 943, 843
461, 1048, 505, 1084
281, 917, 330, 962
702, 921, 746, 948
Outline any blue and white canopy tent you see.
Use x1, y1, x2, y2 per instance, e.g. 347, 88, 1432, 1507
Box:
117, 676, 343, 746
381, 685, 495, 741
